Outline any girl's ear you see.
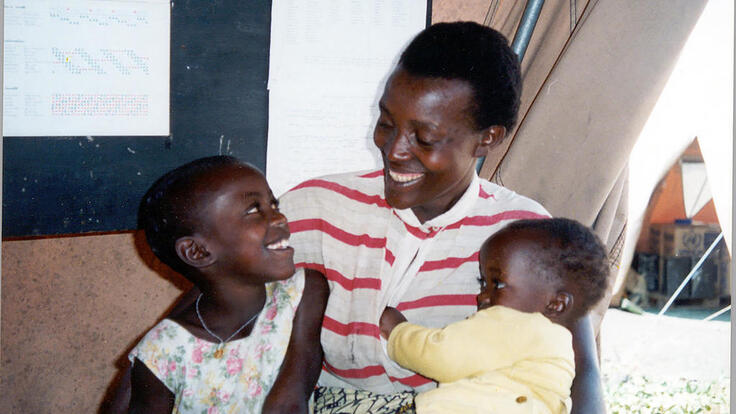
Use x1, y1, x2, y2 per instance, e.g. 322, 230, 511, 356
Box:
544, 291, 572, 317
175, 236, 216, 268
473, 125, 507, 157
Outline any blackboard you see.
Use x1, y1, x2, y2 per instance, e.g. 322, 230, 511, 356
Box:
3, 0, 431, 237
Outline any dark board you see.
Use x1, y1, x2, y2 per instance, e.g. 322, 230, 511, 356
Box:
3, 0, 272, 237
3, 1, 432, 237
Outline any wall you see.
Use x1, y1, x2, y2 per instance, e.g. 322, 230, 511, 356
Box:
1, 232, 190, 413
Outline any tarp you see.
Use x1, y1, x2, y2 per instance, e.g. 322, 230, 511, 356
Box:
434, 0, 714, 320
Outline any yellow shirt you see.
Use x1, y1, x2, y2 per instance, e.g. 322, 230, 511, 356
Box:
387, 306, 574, 414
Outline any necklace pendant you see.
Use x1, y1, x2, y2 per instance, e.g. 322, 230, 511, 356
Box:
213, 347, 224, 359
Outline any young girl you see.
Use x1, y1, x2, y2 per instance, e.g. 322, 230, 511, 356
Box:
128, 156, 310, 413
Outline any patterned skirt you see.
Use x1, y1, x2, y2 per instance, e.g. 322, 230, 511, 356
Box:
313, 386, 416, 414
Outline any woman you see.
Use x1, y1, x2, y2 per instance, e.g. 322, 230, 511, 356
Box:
275, 22, 605, 413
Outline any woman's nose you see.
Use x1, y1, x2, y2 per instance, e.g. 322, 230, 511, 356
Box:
386, 131, 412, 162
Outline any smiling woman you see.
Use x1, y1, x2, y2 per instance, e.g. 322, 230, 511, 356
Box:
276, 21, 605, 414
374, 70, 503, 223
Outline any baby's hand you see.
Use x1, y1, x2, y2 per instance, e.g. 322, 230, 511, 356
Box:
379, 306, 407, 339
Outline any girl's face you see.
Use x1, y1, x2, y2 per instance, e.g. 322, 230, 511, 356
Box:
373, 67, 493, 223
196, 165, 295, 284
477, 229, 557, 314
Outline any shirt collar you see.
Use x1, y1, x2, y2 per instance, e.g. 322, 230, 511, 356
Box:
393, 172, 480, 230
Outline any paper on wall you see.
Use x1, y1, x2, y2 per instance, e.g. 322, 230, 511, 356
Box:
3, 0, 170, 136
266, 0, 427, 196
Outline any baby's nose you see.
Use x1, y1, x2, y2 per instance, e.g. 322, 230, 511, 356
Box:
476, 291, 491, 309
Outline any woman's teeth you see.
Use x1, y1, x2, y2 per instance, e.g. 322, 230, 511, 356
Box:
389, 170, 423, 183
266, 239, 290, 250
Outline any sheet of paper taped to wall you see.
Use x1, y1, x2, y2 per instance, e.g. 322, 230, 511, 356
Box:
266, 0, 427, 197
3, 0, 170, 136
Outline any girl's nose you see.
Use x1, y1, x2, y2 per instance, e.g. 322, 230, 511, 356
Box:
268, 210, 288, 226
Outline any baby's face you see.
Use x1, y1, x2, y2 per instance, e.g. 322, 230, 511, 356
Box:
477, 228, 557, 314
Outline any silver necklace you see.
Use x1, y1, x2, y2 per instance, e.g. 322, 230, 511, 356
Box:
195, 293, 260, 358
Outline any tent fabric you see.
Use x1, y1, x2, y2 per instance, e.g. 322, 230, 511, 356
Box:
478, 0, 708, 315
432, 0, 708, 319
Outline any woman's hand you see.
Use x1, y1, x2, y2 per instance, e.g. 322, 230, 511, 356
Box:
379, 306, 407, 339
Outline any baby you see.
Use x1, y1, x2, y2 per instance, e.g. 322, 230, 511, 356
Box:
380, 218, 609, 414
128, 156, 306, 413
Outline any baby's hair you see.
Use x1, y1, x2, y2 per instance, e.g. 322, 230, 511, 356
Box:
504, 218, 610, 315
138, 155, 243, 275
399, 21, 521, 131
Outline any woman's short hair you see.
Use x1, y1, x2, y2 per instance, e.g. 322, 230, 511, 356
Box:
399, 21, 522, 131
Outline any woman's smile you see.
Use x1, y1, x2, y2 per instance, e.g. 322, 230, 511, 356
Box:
387, 169, 424, 184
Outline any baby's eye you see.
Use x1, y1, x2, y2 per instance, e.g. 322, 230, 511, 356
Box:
493, 280, 507, 289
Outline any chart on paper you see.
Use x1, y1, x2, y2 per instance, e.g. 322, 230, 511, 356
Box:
3, 0, 170, 136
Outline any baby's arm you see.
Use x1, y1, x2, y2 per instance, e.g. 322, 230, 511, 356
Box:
128, 358, 174, 414
382, 308, 512, 383
379, 306, 407, 338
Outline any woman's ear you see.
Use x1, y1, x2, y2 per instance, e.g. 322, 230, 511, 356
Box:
544, 291, 572, 317
175, 236, 216, 268
473, 125, 507, 157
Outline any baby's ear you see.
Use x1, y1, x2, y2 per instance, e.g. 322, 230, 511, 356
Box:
175, 236, 216, 268
544, 291, 572, 317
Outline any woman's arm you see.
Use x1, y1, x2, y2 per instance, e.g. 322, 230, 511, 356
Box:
569, 314, 606, 414
262, 269, 330, 414
128, 358, 174, 414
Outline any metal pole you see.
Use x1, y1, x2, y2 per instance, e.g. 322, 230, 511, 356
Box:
511, 0, 546, 62
477, 0, 546, 174
704, 305, 730, 321
658, 232, 724, 316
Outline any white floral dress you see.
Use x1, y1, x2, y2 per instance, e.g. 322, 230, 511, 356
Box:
129, 269, 305, 414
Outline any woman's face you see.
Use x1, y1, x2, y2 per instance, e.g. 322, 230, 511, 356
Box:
373, 67, 493, 223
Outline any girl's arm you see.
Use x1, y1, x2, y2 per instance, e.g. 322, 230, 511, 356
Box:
569, 314, 606, 414
262, 269, 329, 414
128, 358, 174, 414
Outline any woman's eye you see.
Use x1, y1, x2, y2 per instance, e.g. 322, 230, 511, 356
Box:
477, 276, 486, 289
245, 205, 259, 215
414, 134, 433, 147
493, 280, 507, 289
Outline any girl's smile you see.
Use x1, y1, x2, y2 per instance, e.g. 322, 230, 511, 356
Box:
195, 164, 295, 285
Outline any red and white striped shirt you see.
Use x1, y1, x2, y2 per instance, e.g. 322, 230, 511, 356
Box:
279, 169, 549, 394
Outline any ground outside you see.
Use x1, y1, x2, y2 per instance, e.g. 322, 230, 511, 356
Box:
600, 307, 730, 413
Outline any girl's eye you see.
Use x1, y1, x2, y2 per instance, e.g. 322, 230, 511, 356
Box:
245, 205, 259, 215
477, 276, 487, 289
271, 200, 280, 210
493, 280, 507, 289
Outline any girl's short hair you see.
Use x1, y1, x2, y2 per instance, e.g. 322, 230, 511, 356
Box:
138, 155, 242, 275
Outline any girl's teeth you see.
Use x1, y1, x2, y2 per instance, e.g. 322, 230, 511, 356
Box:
267, 239, 289, 250
389, 171, 423, 183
